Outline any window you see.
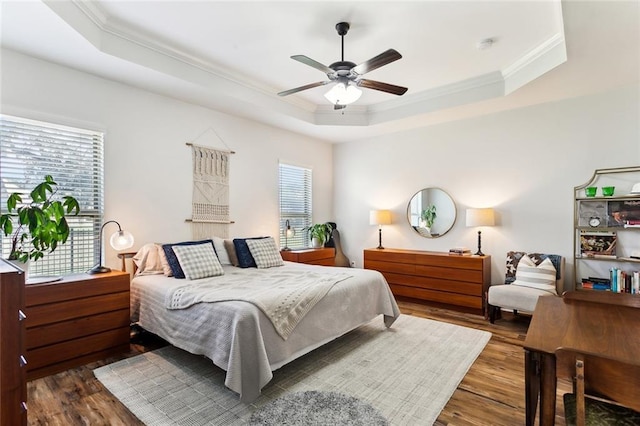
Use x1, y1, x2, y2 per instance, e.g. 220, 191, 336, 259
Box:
0, 114, 104, 277
279, 162, 312, 249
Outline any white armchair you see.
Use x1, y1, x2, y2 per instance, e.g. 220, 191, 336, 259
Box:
487, 251, 565, 323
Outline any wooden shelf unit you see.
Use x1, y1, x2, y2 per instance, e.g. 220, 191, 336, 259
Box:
24, 271, 130, 380
364, 248, 491, 315
281, 247, 336, 266
574, 166, 640, 294
0, 260, 27, 425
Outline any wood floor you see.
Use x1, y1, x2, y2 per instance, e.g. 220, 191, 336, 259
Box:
26, 300, 570, 425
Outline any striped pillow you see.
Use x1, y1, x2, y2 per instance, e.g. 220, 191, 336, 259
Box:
172, 243, 224, 280
246, 237, 284, 269
511, 255, 557, 294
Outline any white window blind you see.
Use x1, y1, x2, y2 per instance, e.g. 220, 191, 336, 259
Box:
279, 162, 312, 249
0, 114, 104, 277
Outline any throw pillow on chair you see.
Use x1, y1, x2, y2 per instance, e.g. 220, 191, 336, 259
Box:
487, 252, 564, 324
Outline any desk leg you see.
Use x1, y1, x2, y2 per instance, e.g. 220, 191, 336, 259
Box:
539, 353, 557, 426
524, 349, 540, 426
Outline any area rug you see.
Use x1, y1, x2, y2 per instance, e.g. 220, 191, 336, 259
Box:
249, 390, 389, 425
94, 315, 491, 425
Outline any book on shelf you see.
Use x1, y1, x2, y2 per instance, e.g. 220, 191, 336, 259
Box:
609, 268, 640, 294
587, 276, 611, 284
449, 247, 471, 255
581, 278, 611, 291
580, 283, 611, 291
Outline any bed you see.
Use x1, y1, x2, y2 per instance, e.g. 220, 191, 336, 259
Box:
130, 248, 400, 403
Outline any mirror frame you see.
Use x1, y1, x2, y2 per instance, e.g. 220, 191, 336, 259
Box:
406, 187, 457, 238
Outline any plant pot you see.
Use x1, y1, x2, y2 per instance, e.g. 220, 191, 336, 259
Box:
311, 237, 323, 248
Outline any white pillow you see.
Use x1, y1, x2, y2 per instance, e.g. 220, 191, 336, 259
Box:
132, 243, 165, 276
246, 237, 284, 269
511, 255, 557, 295
212, 236, 232, 265
172, 242, 224, 280
157, 243, 173, 276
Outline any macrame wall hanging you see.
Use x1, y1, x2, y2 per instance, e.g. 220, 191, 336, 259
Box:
185, 128, 235, 239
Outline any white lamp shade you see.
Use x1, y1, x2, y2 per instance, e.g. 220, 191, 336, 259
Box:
466, 208, 495, 227
370, 210, 392, 226
324, 82, 363, 105
110, 230, 135, 250
285, 228, 295, 238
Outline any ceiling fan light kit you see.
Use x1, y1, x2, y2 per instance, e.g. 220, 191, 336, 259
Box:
324, 82, 362, 105
278, 21, 408, 109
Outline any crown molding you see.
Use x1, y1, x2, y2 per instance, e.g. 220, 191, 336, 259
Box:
43, 1, 567, 128
503, 33, 567, 94
49, 0, 317, 113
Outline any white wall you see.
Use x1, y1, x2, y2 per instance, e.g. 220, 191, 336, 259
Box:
2, 49, 639, 289
334, 86, 640, 290
1, 49, 334, 271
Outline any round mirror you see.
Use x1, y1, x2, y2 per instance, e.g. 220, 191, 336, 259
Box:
407, 188, 457, 238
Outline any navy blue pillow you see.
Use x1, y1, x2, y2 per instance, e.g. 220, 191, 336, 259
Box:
162, 239, 216, 279
233, 237, 268, 268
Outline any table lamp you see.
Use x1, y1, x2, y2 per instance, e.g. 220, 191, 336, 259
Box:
90, 220, 135, 274
370, 210, 391, 249
282, 219, 295, 251
466, 208, 495, 256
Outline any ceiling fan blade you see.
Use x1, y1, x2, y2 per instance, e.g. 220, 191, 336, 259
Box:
278, 81, 329, 97
334, 104, 347, 110
351, 49, 402, 75
359, 79, 408, 96
291, 55, 334, 74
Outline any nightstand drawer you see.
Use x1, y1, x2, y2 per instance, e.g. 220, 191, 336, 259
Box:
281, 248, 335, 265
25, 292, 129, 328
26, 309, 130, 350
24, 271, 130, 380
26, 327, 130, 379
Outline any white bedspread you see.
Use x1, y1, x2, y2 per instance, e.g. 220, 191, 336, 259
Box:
165, 267, 352, 339
130, 262, 400, 402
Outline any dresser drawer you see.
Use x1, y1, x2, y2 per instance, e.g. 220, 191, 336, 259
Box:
364, 248, 490, 314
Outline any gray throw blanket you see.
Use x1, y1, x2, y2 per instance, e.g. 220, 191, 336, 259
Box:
166, 268, 352, 339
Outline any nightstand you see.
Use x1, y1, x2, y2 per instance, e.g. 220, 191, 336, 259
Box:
24, 271, 130, 380
281, 248, 336, 266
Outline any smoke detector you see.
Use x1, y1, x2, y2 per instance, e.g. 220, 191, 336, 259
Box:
477, 38, 494, 50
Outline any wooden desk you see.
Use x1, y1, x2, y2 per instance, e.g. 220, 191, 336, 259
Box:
523, 295, 640, 425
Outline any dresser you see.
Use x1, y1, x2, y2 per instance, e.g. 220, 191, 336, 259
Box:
24, 271, 130, 380
0, 260, 27, 425
281, 248, 336, 266
364, 248, 491, 314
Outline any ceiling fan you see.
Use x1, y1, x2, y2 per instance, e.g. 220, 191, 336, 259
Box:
277, 22, 408, 110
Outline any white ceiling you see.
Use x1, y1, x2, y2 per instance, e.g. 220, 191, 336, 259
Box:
1, 1, 638, 142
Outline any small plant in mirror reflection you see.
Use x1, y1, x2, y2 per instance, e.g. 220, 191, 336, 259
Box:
421, 205, 437, 229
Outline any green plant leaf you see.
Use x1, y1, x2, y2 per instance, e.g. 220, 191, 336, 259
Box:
3, 176, 81, 261
7, 193, 22, 212
63, 196, 80, 215
0, 215, 12, 236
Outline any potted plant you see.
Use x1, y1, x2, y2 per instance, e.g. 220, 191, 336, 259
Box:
305, 223, 333, 248
0, 175, 80, 263
420, 205, 437, 232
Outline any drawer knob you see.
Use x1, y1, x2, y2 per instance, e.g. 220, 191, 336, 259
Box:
18, 310, 27, 321
19, 355, 27, 367
21, 401, 28, 412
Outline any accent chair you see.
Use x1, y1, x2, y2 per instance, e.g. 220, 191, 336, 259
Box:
487, 251, 565, 323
